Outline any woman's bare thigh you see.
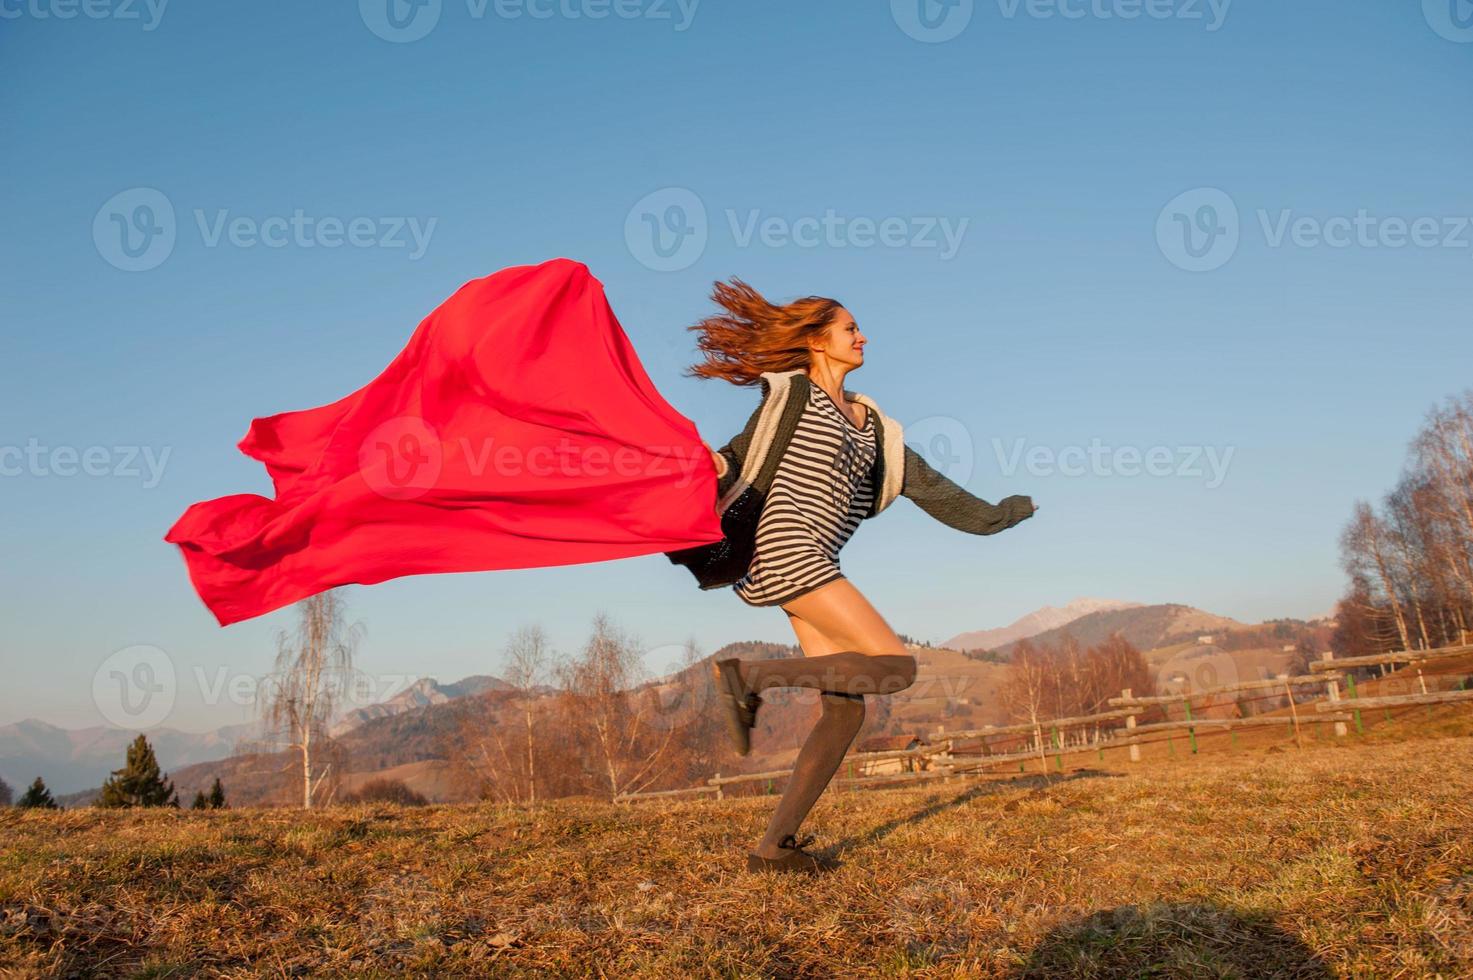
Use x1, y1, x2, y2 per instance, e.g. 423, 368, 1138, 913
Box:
780, 577, 907, 657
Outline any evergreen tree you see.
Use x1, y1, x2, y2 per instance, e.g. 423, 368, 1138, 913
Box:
0, 776, 12, 806
97, 735, 179, 808
18, 777, 58, 809
190, 779, 228, 810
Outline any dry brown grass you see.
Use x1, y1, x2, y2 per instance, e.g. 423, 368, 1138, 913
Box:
3, 730, 1471, 978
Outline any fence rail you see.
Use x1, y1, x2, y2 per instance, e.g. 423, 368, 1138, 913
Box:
1306, 642, 1473, 671
615, 639, 1473, 803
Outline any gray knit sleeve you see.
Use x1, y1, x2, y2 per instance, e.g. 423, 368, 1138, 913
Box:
900, 444, 1035, 535
714, 378, 770, 497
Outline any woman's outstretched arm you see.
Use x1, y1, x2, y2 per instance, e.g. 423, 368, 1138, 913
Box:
900, 444, 1036, 535
702, 376, 771, 490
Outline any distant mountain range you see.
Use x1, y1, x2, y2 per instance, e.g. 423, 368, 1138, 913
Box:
0, 718, 265, 795
943, 597, 1142, 652
329, 675, 510, 735
989, 603, 1245, 658
0, 674, 509, 797
5, 599, 1325, 806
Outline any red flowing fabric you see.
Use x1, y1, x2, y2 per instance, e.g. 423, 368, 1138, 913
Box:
164, 258, 724, 627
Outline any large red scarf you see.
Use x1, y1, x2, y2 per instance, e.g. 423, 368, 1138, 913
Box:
164, 258, 724, 626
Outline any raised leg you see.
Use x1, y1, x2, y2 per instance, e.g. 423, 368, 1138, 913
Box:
748, 577, 916, 859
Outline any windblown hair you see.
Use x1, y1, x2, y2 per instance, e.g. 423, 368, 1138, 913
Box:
683, 277, 843, 386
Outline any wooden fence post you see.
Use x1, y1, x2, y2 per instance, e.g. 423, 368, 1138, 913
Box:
713, 773, 723, 801
1123, 688, 1140, 763
1280, 673, 1304, 749
1324, 651, 1347, 738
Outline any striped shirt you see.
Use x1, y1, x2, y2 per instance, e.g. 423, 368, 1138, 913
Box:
733, 382, 877, 607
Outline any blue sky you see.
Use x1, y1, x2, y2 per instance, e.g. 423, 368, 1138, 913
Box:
3, 0, 1470, 731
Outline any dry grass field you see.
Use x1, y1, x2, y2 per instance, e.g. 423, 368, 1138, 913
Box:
4, 722, 1472, 978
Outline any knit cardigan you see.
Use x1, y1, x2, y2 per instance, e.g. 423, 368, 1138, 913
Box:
664, 369, 1036, 590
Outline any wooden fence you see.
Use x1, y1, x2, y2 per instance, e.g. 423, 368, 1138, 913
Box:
615, 639, 1473, 803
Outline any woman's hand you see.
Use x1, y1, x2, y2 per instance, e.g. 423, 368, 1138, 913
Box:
702, 440, 727, 477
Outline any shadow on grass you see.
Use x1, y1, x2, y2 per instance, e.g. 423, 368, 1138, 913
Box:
827, 767, 1121, 859
1013, 901, 1334, 979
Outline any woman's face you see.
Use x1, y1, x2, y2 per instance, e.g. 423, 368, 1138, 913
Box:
812, 308, 866, 369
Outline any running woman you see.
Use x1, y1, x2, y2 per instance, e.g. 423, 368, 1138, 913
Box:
677, 277, 1039, 874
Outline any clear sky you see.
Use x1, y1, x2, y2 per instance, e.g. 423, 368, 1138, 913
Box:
3, 0, 1470, 731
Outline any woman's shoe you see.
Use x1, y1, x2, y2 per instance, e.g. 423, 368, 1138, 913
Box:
746, 834, 839, 875
713, 657, 761, 756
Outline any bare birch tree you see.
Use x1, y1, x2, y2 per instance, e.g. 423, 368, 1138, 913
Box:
461, 624, 551, 804
260, 590, 363, 809
1336, 389, 1473, 655
556, 613, 678, 798
1341, 501, 1413, 652
998, 638, 1056, 774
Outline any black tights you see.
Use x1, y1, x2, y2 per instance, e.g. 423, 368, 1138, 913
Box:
737, 651, 917, 855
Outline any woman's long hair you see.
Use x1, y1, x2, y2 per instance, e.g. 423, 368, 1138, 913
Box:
683, 277, 842, 386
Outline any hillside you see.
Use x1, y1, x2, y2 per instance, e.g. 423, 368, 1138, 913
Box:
3, 731, 1469, 977
52, 642, 806, 808
0, 719, 262, 796
47, 623, 1313, 808
942, 597, 1142, 652
32, 608, 1335, 809
330, 674, 510, 735
994, 603, 1244, 658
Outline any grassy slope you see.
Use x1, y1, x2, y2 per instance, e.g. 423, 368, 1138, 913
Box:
3, 726, 1471, 978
